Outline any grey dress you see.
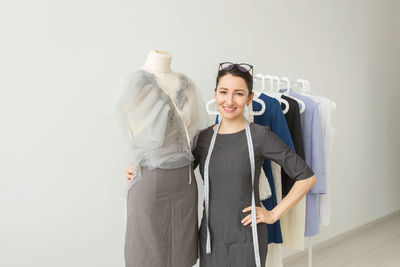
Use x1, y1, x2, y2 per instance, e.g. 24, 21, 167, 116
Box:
193, 123, 314, 267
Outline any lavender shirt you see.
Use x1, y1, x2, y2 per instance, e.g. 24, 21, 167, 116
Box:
281, 89, 326, 236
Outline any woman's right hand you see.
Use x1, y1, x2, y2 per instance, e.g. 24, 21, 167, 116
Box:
126, 163, 138, 183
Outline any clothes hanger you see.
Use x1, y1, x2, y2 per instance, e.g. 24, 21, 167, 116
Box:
281, 76, 306, 113
259, 74, 289, 114
297, 79, 337, 110
271, 75, 289, 114
251, 91, 267, 116
297, 79, 313, 95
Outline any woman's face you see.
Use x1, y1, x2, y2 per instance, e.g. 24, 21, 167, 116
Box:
215, 74, 254, 120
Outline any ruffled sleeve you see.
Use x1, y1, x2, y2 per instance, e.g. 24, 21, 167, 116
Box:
102, 69, 210, 185
178, 74, 210, 149
102, 70, 172, 163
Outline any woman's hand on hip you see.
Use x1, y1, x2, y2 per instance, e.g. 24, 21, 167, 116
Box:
241, 202, 277, 225
126, 163, 137, 183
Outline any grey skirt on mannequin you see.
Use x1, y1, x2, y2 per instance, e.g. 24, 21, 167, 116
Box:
124, 165, 198, 267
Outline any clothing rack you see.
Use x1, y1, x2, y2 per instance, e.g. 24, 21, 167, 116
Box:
254, 72, 315, 267
253, 75, 306, 87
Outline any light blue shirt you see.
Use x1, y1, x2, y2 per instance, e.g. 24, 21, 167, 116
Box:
281, 89, 326, 236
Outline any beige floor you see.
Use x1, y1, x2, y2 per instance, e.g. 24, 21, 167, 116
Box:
192, 211, 400, 267
284, 211, 400, 267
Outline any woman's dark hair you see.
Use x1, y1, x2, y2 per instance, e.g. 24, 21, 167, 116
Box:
215, 66, 253, 96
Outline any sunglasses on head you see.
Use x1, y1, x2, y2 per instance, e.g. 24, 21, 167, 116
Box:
218, 62, 254, 76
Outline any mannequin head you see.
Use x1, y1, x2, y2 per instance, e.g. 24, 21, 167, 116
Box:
214, 67, 254, 121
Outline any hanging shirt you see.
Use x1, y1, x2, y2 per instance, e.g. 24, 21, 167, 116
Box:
280, 95, 306, 196
271, 162, 282, 203
306, 95, 336, 226
279, 94, 307, 250
252, 93, 296, 243
280, 89, 326, 237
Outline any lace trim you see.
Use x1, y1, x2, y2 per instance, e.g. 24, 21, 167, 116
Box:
138, 69, 191, 152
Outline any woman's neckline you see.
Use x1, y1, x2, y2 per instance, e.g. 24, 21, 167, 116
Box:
211, 123, 252, 135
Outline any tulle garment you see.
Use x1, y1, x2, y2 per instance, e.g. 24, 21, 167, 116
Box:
103, 69, 209, 182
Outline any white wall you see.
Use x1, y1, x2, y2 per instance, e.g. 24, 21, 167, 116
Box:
1, 0, 399, 266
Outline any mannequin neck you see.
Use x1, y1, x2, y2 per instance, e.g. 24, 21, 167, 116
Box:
141, 50, 172, 73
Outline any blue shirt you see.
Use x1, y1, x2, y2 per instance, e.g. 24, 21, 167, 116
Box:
253, 94, 296, 243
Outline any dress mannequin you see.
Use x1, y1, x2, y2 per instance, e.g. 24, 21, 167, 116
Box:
116, 49, 208, 267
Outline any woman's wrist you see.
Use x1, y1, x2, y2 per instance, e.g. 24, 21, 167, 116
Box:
270, 208, 279, 223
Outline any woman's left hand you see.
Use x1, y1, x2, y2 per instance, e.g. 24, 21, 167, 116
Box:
241, 202, 277, 226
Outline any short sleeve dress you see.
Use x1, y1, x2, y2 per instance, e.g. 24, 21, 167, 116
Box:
193, 123, 314, 267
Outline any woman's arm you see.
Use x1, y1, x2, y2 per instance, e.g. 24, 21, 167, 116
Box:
126, 163, 137, 183
271, 175, 316, 221
242, 175, 316, 225
242, 125, 316, 225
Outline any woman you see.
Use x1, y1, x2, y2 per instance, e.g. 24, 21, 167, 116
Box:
191, 63, 317, 267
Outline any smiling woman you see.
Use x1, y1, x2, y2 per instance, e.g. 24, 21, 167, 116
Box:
213, 63, 254, 131
215, 74, 253, 124
191, 63, 317, 267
